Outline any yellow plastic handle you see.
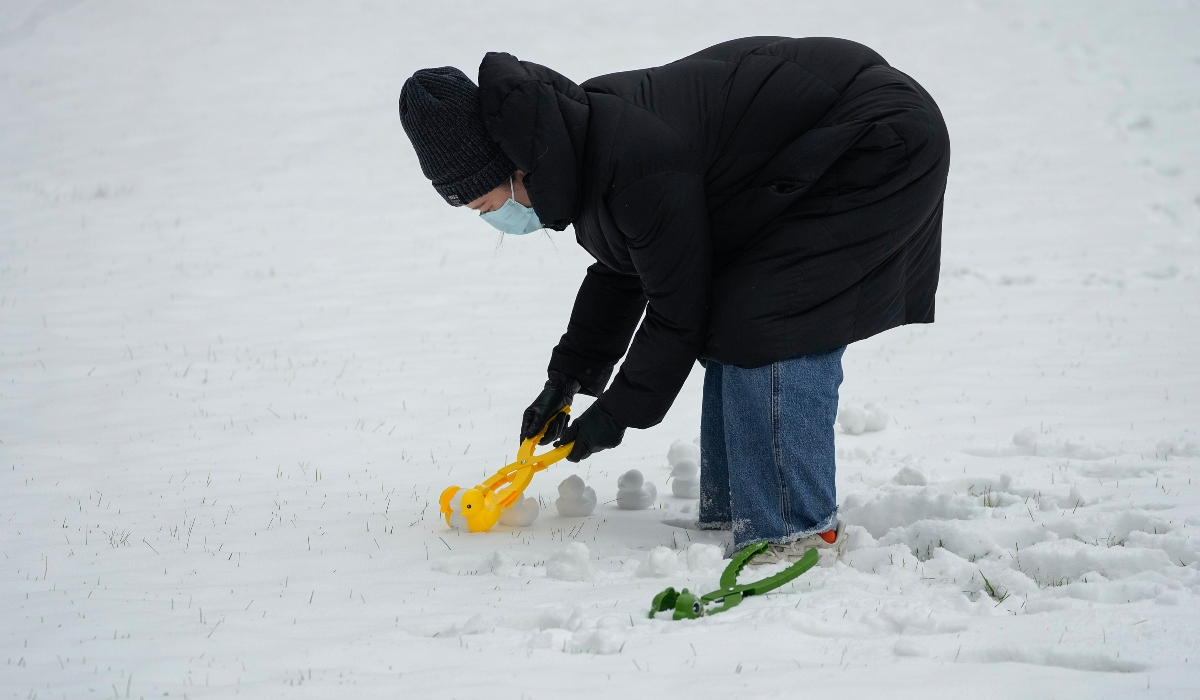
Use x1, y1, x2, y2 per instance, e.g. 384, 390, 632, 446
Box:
520, 406, 572, 459
483, 408, 574, 492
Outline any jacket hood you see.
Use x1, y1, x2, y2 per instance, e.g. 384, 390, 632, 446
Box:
478, 52, 590, 231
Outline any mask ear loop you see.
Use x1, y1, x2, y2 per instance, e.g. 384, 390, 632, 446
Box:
491, 177, 515, 251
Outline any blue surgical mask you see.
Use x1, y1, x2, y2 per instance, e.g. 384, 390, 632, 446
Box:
479, 178, 542, 235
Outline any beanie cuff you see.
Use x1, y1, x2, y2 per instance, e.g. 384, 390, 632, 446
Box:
434, 150, 516, 207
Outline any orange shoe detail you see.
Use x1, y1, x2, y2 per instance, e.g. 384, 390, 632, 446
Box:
818, 529, 837, 545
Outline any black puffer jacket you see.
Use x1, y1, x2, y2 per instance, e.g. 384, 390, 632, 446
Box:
478, 37, 950, 430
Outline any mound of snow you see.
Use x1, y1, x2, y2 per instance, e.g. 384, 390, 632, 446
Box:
616, 469, 656, 510
684, 543, 725, 572
497, 495, 539, 527
489, 550, 517, 576
891, 465, 928, 486
555, 475, 597, 517
840, 489, 981, 539
667, 439, 700, 465
571, 615, 627, 655
638, 546, 680, 577
838, 402, 889, 435
966, 429, 1114, 460
1156, 436, 1200, 459
1016, 538, 1176, 585
546, 542, 594, 582
670, 457, 700, 498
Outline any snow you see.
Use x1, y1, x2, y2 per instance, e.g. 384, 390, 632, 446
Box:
669, 458, 700, 499
615, 469, 658, 510
837, 402, 890, 435
3, 1, 1200, 698
667, 439, 701, 498
667, 438, 701, 466
545, 543, 595, 583
863, 403, 890, 432
555, 474, 597, 517
683, 543, 725, 574
638, 546, 680, 578
496, 495, 539, 528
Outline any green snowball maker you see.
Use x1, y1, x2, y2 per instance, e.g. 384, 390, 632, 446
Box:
649, 542, 819, 620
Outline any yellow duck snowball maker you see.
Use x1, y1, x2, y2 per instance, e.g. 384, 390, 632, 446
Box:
439, 408, 573, 533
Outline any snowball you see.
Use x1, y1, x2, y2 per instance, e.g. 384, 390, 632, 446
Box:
684, 543, 724, 572
863, 402, 889, 432
445, 490, 468, 531
616, 469, 657, 510
838, 405, 867, 435
892, 465, 927, 486
546, 542, 594, 582
670, 457, 700, 498
638, 546, 680, 577
497, 495, 539, 527
667, 439, 701, 466
555, 475, 597, 517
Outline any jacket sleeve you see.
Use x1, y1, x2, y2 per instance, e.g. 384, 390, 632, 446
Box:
547, 263, 647, 396
595, 171, 712, 429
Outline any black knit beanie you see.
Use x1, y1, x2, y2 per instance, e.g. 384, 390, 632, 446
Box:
399, 67, 515, 207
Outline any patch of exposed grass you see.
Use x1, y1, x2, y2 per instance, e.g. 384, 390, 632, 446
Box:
979, 570, 1009, 604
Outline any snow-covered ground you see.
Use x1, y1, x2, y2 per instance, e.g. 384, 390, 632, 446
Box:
3, 1, 1199, 697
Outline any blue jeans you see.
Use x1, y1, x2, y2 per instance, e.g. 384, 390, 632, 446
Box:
699, 347, 845, 548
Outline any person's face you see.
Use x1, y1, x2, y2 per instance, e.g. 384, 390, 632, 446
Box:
466, 170, 531, 213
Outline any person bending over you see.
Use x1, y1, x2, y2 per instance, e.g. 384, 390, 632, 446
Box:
398, 36, 950, 560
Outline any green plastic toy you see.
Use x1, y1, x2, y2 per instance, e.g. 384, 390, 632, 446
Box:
649, 543, 819, 620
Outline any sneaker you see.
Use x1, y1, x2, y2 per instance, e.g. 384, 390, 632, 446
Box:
748, 522, 845, 565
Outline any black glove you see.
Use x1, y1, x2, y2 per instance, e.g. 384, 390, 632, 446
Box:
556, 403, 625, 462
520, 370, 581, 445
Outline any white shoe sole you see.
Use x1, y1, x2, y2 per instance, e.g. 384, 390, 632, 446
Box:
747, 522, 846, 565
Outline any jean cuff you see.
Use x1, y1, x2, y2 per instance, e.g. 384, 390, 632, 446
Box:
732, 509, 838, 548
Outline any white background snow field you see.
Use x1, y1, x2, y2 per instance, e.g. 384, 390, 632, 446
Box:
2, 1, 1199, 698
